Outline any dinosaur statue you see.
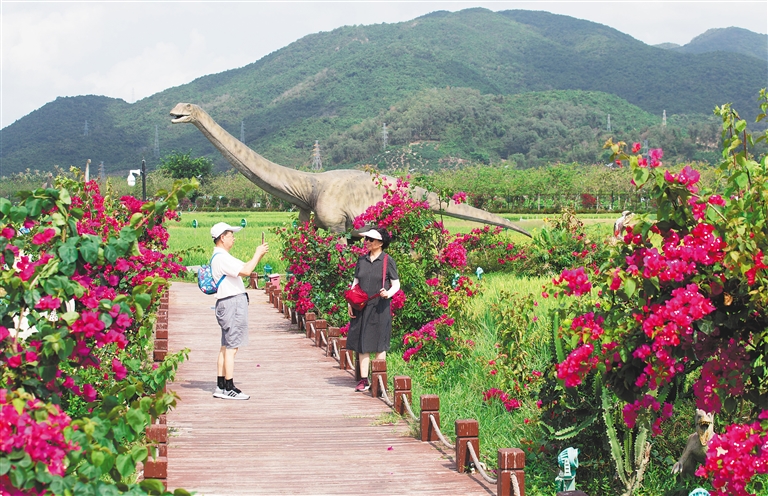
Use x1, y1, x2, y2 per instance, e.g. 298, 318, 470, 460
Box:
170, 103, 530, 237
672, 409, 715, 479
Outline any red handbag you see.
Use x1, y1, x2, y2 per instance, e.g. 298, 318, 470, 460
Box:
345, 254, 388, 311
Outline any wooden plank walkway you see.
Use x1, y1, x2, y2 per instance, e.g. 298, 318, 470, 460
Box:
166, 282, 493, 495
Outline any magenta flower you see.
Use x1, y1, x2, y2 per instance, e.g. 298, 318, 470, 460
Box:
35, 295, 62, 311
112, 359, 128, 380
31, 228, 56, 245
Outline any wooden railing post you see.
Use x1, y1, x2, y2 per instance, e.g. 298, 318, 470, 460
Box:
266, 284, 274, 304
420, 395, 440, 442
291, 307, 298, 325
314, 319, 327, 348
370, 359, 387, 398
304, 312, 316, 338
273, 289, 281, 310
145, 291, 170, 489
455, 419, 479, 474
327, 326, 340, 357
393, 376, 412, 416
498, 448, 526, 496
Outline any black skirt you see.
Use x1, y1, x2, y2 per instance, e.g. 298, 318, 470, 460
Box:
347, 253, 399, 354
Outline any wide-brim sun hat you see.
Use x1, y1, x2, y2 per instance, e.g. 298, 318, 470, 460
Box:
211, 222, 243, 239
358, 229, 382, 240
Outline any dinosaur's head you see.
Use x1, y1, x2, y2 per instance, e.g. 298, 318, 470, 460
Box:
695, 409, 715, 445
170, 103, 199, 124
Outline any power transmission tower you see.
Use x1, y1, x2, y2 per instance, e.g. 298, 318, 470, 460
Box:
99, 161, 105, 182
311, 140, 322, 170
662, 110, 667, 127
381, 122, 388, 150
84, 120, 89, 136
606, 114, 611, 132
241, 121, 245, 143
154, 125, 160, 158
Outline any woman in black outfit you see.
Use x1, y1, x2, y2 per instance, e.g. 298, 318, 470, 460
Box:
347, 227, 400, 392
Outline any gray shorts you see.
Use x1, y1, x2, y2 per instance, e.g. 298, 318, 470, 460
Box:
215, 293, 249, 348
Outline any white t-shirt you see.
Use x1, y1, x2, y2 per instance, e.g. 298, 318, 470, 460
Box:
210, 247, 246, 300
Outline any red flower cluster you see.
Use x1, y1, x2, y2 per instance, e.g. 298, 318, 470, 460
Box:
622, 394, 674, 435
556, 343, 598, 387
482, 388, 522, 412
554, 267, 592, 296
402, 314, 454, 362
0, 390, 78, 477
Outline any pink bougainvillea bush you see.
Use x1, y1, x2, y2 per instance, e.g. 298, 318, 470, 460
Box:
541, 94, 768, 495
0, 172, 194, 495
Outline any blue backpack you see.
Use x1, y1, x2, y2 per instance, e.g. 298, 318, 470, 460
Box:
198, 253, 226, 295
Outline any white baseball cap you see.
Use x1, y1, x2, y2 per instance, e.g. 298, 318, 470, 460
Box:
211, 222, 243, 239
358, 229, 382, 240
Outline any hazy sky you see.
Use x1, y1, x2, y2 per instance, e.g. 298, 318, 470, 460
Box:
2, 1, 766, 128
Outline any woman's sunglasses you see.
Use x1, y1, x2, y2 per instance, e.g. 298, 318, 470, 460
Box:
364, 236, 378, 242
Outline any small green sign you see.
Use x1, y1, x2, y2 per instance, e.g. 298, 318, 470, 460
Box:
240, 218, 247, 227
192, 219, 198, 228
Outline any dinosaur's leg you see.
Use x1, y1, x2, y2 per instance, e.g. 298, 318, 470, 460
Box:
298, 209, 312, 226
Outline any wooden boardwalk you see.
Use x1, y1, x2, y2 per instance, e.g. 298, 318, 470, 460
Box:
166, 282, 493, 495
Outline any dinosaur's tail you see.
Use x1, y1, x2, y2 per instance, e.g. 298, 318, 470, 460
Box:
420, 190, 531, 237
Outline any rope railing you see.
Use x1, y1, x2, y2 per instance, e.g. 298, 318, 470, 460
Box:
320, 328, 328, 347
309, 322, 316, 338
429, 414, 455, 449
400, 394, 418, 421
511, 472, 521, 496
377, 374, 394, 407
332, 340, 339, 360
467, 440, 497, 485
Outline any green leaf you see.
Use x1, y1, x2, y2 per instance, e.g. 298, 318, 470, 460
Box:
140, 478, 166, 494
25, 198, 42, 218
623, 278, 636, 298
131, 445, 148, 463
0, 457, 10, 475
134, 293, 151, 311
732, 171, 749, 189
9, 206, 28, 224
115, 453, 134, 479
125, 408, 147, 435
59, 312, 80, 326
90, 450, 105, 467
0, 197, 11, 216
174, 489, 193, 496
9, 466, 27, 488
78, 235, 100, 264
632, 167, 650, 188
58, 238, 79, 264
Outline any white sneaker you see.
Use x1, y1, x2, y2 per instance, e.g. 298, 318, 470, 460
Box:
213, 387, 226, 399
221, 387, 250, 400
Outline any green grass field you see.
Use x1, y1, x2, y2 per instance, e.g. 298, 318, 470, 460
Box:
167, 210, 617, 271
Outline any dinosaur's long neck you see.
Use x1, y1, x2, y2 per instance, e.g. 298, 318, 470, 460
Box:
416, 187, 531, 237
192, 111, 315, 210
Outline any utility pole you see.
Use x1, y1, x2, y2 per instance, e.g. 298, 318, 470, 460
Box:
99, 161, 105, 182
311, 140, 322, 170
154, 125, 160, 158
381, 122, 388, 150
607, 114, 611, 132
662, 110, 667, 127
241, 120, 245, 143
84, 120, 89, 136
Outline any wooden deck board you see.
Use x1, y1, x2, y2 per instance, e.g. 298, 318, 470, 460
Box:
166, 282, 493, 495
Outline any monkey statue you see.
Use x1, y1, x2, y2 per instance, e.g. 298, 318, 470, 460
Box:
672, 409, 715, 479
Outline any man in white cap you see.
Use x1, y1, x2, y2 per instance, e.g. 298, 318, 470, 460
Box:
210, 221, 268, 400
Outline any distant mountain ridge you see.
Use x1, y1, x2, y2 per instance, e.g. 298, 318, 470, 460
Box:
1, 8, 765, 175
655, 27, 768, 61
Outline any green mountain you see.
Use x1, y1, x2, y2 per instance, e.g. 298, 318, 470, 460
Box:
1, 8, 765, 176
660, 27, 767, 62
